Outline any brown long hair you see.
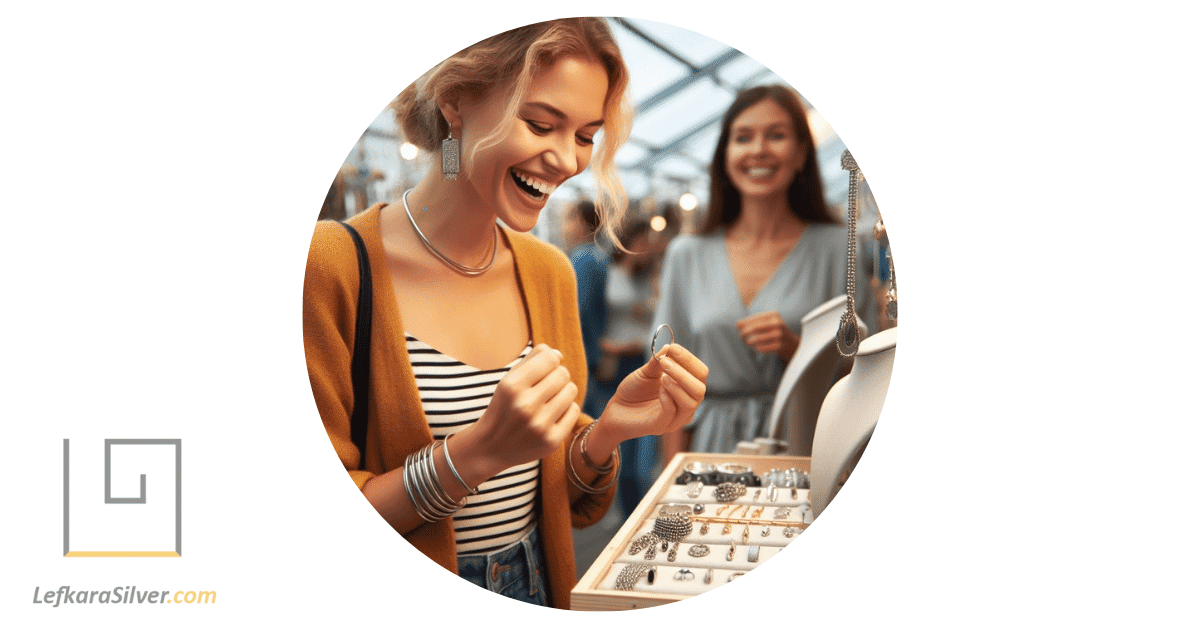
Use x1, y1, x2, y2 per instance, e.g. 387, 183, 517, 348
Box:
393, 18, 632, 241
701, 84, 834, 234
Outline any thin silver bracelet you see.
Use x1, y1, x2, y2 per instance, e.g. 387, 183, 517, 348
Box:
579, 421, 615, 473
567, 424, 620, 494
406, 447, 448, 522
404, 444, 462, 522
401, 457, 430, 521
403, 448, 442, 522
418, 444, 461, 513
442, 434, 478, 494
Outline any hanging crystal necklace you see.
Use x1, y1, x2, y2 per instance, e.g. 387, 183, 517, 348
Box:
886, 249, 898, 323
401, 189, 497, 276
874, 216, 898, 324
837, 150, 861, 357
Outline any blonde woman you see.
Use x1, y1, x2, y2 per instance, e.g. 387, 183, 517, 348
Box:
303, 19, 708, 608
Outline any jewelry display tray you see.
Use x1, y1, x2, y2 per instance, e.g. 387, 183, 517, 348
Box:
571, 453, 811, 611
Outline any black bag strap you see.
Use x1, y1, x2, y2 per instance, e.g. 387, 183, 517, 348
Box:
338, 221, 372, 468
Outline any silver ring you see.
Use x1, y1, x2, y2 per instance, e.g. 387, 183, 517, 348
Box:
673, 569, 694, 581
651, 323, 674, 361
684, 462, 715, 475
658, 503, 694, 517
716, 463, 752, 475
728, 572, 746, 582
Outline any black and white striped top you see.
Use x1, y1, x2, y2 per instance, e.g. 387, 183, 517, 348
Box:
406, 334, 538, 557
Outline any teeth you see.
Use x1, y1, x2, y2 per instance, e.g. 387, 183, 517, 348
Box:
514, 170, 557, 196
747, 167, 776, 178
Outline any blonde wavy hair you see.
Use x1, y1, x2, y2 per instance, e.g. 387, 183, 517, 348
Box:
393, 18, 632, 241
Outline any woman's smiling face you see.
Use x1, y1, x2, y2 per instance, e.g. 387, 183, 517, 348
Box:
723, 97, 806, 203
453, 55, 609, 232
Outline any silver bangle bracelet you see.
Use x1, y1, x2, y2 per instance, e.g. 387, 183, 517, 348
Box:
405, 444, 462, 522
404, 448, 443, 522
401, 456, 431, 522
442, 434, 478, 494
579, 421, 614, 473
408, 447, 450, 522
423, 445, 458, 511
567, 425, 620, 495
419, 444, 462, 513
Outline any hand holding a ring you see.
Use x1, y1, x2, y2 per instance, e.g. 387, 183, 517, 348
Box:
586, 342, 708, 452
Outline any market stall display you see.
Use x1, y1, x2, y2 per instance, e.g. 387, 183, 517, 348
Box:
572, 453, 811, 610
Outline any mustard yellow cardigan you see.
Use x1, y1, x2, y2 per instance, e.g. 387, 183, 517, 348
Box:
303, 204, 616, 609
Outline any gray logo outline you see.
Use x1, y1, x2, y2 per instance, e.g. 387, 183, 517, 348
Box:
63, 438, 183, 556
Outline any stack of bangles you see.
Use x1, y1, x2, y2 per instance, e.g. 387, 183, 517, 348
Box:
566, 421, 620, 494
403, 435, 479, 523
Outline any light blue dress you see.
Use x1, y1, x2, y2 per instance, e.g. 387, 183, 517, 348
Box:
652, 225, 847, 453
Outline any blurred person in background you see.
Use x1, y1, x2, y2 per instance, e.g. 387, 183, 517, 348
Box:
562, 200, 609, 419
654, 84, 844, 456
594, 217, 660, 517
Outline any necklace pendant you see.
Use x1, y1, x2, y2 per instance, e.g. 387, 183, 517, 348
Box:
836, 313, 859, 357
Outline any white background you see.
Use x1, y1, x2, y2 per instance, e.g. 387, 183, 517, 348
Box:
3, 1, 1197, 625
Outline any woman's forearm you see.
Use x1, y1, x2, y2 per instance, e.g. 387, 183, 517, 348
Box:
360, 426, 505, 535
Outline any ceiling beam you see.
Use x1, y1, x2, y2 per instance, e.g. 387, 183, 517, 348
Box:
612, 17, 702, 72
628, 66, 815, 176
633, 48, 744, 114
630, 110, 725, 171
612, 18, 745, 114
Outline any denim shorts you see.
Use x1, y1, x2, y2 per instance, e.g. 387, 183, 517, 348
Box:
456, 526, 549, 607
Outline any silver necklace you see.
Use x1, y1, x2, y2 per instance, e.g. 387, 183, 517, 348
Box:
874, 216, 898, 324
886, 250, 898, 322
837, 150, 861, 357
401, 189, 497, 276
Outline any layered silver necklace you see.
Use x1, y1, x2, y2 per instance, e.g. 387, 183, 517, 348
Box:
402, 189, 497, 276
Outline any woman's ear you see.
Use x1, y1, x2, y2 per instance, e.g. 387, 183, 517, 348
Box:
437, 96, 463, 136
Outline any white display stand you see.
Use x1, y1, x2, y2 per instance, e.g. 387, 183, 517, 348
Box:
758, 295, 862, 456
809, 327, 897, 517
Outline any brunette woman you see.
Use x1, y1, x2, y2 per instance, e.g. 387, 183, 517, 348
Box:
654, 84, 840, 456
303, 19, 708, 608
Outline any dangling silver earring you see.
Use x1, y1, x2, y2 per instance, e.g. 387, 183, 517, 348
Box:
442, 121, 460, 180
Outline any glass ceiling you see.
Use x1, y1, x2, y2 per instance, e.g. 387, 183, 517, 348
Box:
345, 17, 862, 227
